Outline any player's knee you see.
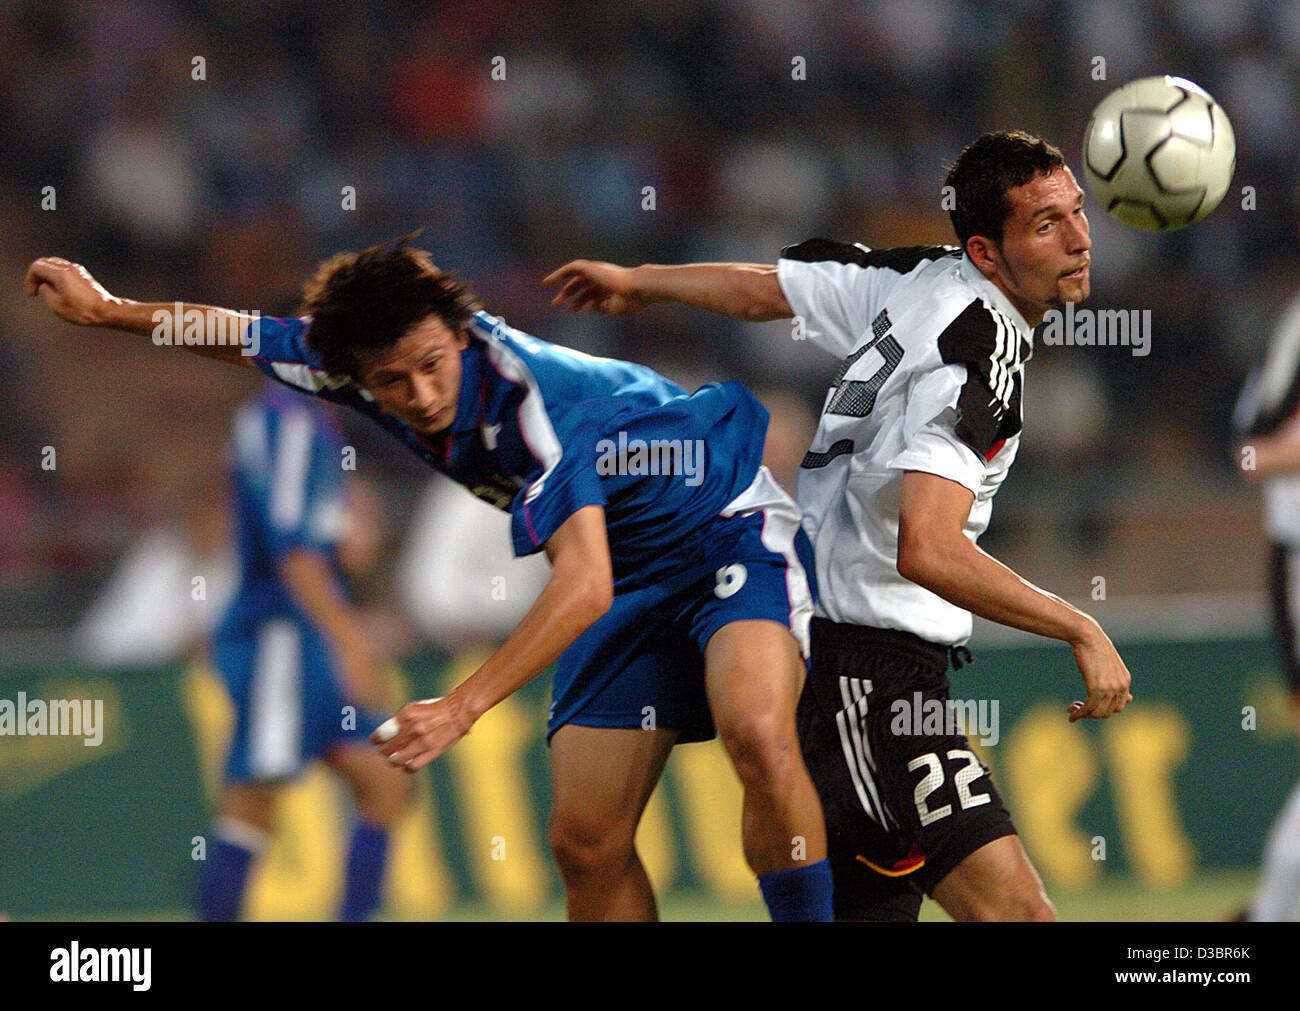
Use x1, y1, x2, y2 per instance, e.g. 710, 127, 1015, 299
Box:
1020, 889, 1057, 921
548, 810, 635, 881
962, 885, 1056, 922
718, 714, 800, 792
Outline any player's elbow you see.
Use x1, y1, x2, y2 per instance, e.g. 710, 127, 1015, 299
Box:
740, 299, 785, 323
739, 269, 792, 322
896, 528, 943, 590
568, 571, 613, 627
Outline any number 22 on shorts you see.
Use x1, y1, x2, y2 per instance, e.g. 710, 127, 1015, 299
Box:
907, 749, 991, 826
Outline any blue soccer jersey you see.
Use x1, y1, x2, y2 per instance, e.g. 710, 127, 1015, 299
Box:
249, 311, 768, 587
215, 383, 350, 638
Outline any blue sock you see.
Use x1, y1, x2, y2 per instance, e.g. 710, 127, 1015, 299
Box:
757, 858, 834, 922
340, 820, 389, 922
197, 819, 266, 922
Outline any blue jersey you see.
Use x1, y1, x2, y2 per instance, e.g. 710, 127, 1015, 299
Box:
249, 311, 769, 587
214, 383, 350, 641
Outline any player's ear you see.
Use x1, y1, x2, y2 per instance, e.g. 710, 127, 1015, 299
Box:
965, 235, 1000, 279
454, 327, 471, 350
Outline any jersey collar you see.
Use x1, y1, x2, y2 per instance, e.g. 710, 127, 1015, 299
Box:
957, 255, 1035, 343
449, 340, 486, 435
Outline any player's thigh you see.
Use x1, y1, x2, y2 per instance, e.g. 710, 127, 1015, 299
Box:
548, 724, 678, 856
703, 619, 805, 743
930, 834, 1055, 922
322, 742, 416, 821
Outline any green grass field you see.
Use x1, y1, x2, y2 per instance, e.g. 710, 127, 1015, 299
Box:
26, 871, 1257, 922
425, 871, 1259, 922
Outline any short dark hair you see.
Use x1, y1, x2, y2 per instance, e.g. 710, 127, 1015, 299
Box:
945, 131, 1066, 247
300, 233, 481, 379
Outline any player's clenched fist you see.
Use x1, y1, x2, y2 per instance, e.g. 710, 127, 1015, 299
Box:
24, 257, 122, 326
1069, 624, 1134, 721
370, 694, 475, 772
544, 260, 648, 316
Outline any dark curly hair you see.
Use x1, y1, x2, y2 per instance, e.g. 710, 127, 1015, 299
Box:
299, 233, 481, 379
945, 131, 1066, 247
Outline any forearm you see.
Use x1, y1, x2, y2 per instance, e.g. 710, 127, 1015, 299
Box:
451, 574, 610, 723
100, 298, 258, 366
280, 550, 364, 650
902, 537, 1098, 646
631, 263, 791, 321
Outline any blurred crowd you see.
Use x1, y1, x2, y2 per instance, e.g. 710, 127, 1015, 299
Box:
1, 0, 1297, 640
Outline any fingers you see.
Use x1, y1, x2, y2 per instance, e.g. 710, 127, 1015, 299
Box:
552, 276, 605, 313
24, 258, 66, 295
553, 276, 594, 310
1068, 697, 1099, 722
370, 697, 458, 770
1067, 689, 1134, 721
542, 261, 587, 286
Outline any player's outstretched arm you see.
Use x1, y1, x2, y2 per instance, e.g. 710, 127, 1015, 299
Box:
896, 470, 1133, 722
372, 505, 614, 771
25, 257, 256, 367
544, 259, 793, 322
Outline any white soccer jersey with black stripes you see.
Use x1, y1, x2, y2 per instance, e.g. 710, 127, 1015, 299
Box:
777, 240, 1036, 645
1234, 289, 1300, 546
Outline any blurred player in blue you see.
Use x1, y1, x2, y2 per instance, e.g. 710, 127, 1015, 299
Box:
26, 243, 831, 921
199, 381, 414, 921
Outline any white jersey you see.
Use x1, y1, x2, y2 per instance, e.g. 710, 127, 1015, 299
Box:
777, 241, 1035, 646
1234, 291, 1300, 546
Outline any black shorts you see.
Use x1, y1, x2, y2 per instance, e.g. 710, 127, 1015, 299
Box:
797, 618, 1016, 921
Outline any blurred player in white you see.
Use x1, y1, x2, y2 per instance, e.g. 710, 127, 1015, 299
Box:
548, 130, 1133, 921
1234, 274, 1300, 922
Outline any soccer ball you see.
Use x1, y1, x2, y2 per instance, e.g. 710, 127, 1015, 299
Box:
1081, 75, 1236, 232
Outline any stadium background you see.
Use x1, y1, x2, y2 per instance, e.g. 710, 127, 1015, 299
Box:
0, 0, 1297, 920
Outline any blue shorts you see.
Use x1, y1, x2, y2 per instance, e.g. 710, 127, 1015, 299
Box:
547, 467, 817, 744
211, 619, 385, 784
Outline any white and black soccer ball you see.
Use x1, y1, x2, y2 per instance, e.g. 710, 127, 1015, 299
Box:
1082, 75, 1236, 232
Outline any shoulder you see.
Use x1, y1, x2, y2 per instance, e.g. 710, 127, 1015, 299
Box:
780, 238, 961, 274
935, 298, 1023, 365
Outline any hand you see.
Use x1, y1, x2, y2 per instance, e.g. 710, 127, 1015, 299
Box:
24, 257, 123, 326
1068, 621, 1133, 721
544, 260, 648, 315
370, 694, 475, 772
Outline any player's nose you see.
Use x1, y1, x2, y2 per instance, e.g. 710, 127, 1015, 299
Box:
407, 373, 439, 413
1067, 213, 1091, 252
